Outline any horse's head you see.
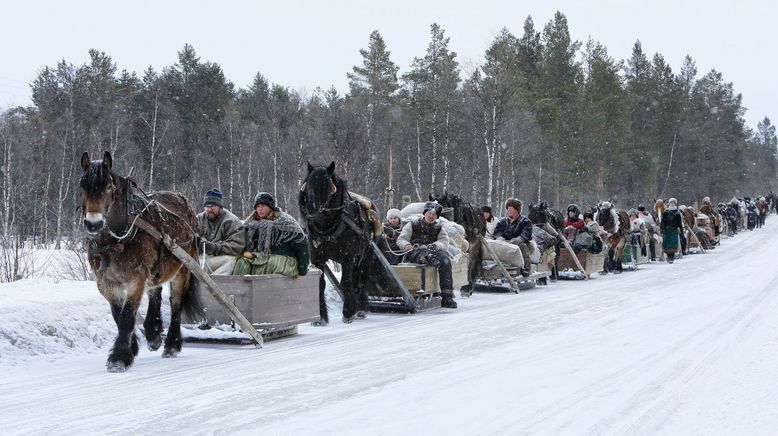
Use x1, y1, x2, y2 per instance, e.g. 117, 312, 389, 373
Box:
79, 151, 118, 236
597, 201, 613, 227
527, 202, 547, 225
300, 161, 340, 217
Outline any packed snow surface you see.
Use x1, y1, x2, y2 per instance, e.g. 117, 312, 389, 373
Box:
2, 223, 778, 435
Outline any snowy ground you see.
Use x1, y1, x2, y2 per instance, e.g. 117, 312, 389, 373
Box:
1, 222, 778, 435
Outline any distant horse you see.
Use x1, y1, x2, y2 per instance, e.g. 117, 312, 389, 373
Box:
299, 161, 390, 324
527, 202, 565, 280
79, 151, 202, 372
595, 201, 629, 273
428, 191, 485, 293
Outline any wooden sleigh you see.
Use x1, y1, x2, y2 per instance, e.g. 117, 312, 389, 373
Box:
462, 235, 553, 295
366, 254, 470, 311
181, 271, 321, 344
557, 248, 606, 279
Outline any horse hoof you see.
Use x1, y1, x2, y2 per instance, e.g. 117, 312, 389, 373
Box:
356, 310, 368, 320
106, 360, 128, 373
342, 315, 355, 324
147, 337, 163, 352
162, 349, 179, 358
311, 320, 329, 327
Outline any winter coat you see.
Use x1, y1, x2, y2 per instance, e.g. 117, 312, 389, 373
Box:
639, 211, 657, 233
243, 210, 310, 276
661, 208, 683, 251
397, 216, 449, 252
493, 215, 534, 244
563, 217, 585, 231
485, 217, 498, 237
196, 208, 245, 256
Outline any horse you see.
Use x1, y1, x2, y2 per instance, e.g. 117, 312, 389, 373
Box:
79, 151, 202, 372
428, 191, 485, 293
299, 161, 390, 324
595, 201, 629, 273
527, 202, 565, 280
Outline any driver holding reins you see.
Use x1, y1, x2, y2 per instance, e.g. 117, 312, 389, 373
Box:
396, 201, 457, 309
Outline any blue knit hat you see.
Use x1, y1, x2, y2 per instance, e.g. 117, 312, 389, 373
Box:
203, 188, 223, 207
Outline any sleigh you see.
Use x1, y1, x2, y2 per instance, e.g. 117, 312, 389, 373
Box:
557, 248, 606, 279
620, 243, 650, 269
181, 270, 321, 344
366, 255, 470, 312
463, 237, 553, 295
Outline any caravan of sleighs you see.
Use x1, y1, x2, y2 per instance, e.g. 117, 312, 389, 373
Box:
79, 151, 776, 372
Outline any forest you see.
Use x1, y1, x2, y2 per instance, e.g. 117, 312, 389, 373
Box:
1, 11, 775, 248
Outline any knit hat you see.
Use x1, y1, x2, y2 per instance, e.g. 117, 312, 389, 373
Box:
505, 198, 523, 213
482, 205, 493, 214
637, 204, 646, 212
203, 188, 223, 207
423, 201, 442, 216
254, 192, 278, 210
386, 208, 402, 220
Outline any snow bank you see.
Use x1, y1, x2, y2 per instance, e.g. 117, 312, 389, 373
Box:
0, 278, 113, 366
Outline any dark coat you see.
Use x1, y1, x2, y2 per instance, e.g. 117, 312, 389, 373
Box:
493, 215, 533, 243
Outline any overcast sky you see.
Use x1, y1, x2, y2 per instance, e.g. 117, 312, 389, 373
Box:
1, 0, 774, 128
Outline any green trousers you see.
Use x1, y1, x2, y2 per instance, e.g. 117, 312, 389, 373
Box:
232, 252, 298, 277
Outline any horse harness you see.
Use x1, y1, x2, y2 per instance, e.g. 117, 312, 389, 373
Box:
87, 170, 193, 278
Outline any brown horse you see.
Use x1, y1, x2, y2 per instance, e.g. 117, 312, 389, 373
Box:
595, 201, 629, 273
80, 151, 202, 372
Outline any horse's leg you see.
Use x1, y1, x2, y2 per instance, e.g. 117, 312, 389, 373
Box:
143, 286, 164, 351
163, 268, 191, 358
106, 280, 144, 372
461, 240, 481, 296
313, 263, 329, 326
340, 262, 357, 323
354, 262, 369, 320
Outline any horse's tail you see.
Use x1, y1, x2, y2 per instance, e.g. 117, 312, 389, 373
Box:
181, 272, 205, 321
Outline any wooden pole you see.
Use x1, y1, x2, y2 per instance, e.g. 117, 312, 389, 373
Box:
478, 235, 520, 293
541, 223, 588, 280
368, 241, 419, 312
162, 235, 264, 348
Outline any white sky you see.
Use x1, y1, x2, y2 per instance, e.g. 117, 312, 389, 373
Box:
1, 0, 775, 128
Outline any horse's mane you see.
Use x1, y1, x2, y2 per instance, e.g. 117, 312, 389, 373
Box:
80, 161, 112, 198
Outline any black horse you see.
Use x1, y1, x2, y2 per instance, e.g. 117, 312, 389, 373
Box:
299, 161, 391, 324
527, 202, 565, 280
429, 191, 485, 294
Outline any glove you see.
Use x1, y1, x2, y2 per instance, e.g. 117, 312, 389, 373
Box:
243, 251, 254, 259
298, 264, 308, 276
426, 244, 437, 252
202, 240, 219, 256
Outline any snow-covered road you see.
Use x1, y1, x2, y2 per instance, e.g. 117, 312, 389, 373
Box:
2, 223, 777, 435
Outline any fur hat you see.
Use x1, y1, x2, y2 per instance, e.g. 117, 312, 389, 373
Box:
254, 192, 278, 210
637, 204, 646, 212
668, 198, 678, 206
386, 208, 402, 220
482, 205, 493, 214
203, 188, 223, 208
505, 198, 523, 213
423, 201, 442, 216
601, 201, 612, 209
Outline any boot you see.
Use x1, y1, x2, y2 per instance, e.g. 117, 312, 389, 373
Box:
441, 291, 457, 309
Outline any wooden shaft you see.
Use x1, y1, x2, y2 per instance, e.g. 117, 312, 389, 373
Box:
368, 241, 419, 313
162, 235, 264, 348
478, 235, 520, 293
542, 223, 588, 280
